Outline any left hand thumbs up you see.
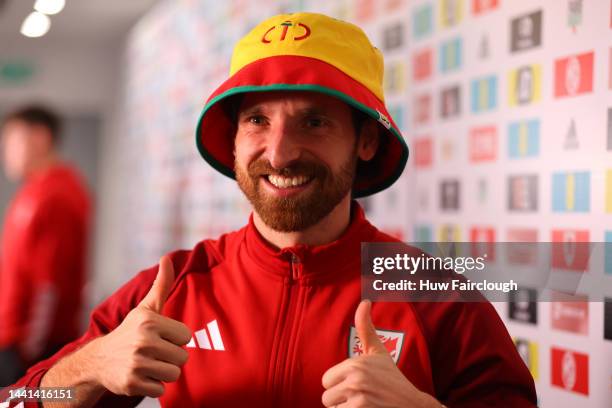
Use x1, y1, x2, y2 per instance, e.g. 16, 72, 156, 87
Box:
321, 300, 442, 408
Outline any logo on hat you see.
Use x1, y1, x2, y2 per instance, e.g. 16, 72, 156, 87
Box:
262, 21, 311, 43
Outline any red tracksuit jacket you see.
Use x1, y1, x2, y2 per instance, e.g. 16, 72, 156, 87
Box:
8, 204, 536, 407
0, 164, 90, 366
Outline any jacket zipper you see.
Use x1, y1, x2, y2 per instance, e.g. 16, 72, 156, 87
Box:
270, 253, 304, 406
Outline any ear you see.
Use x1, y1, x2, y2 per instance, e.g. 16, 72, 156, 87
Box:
357, 119, 380, 162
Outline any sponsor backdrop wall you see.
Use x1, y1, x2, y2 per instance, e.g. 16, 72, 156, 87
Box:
118, 0, 612, 406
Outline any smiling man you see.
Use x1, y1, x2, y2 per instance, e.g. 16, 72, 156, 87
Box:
5, 12, 536, 408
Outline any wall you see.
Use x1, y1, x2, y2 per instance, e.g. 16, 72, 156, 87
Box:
116, 0, 612, 406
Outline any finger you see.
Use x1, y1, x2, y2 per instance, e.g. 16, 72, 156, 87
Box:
149, 339, 190, 366
321, 384, 349, 407
139, 256, 175, 313
138, 359, 182, 383
156, 315, 192, 346
354, 299, 387, 355
322, 358, 353, 389
133, 378, 165, 398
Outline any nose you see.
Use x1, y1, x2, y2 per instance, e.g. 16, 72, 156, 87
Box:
265, 121, 301, 170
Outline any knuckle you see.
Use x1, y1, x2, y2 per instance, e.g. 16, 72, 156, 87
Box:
167, 365, 181, 382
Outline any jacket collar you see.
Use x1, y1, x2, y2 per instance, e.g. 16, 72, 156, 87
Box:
243, 201, 377, 283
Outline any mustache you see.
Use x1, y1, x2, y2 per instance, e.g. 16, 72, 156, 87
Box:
246, 158, 328, 179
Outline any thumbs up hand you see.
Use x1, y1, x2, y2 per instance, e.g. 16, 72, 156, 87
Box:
85, 256, 192, 398
321, 300, 442, 408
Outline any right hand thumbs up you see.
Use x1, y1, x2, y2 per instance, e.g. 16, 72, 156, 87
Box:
139, 255, 175, 313
87, 256, 191, 398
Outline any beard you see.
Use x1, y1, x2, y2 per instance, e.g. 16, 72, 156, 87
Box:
235, 150, 357, 232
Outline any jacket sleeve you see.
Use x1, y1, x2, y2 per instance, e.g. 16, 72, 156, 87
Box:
411, 301, 538, 407
0, 266, 159, 408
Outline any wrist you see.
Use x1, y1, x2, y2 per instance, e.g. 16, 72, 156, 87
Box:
415, 391, 445, 408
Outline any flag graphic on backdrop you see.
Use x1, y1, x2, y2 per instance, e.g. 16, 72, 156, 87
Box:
472, 0, 499, 15
412, 4, 433, 40
470, 126, 497, 162
552, 171, 590, 212
551, 347, 589, 395
551, 229, 589, 272
508, 119, 539, 158
510, 10, 542, 52
439, 0, 463, 28
508, 65, 542, 106
554, 51, 594, 98
439, 37, 462, 72
471, 75, 497, 112
514, 338, 538, 379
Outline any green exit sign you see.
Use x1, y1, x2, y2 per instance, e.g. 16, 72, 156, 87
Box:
0, 61, 35, 84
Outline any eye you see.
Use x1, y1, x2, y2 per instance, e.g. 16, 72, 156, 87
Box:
245, 115, 266, 125
304, 116, 328, 128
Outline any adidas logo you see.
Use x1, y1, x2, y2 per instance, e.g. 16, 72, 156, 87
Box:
187, 319, 225, 351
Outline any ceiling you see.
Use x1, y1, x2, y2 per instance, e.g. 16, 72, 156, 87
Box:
0, 0, 159, 52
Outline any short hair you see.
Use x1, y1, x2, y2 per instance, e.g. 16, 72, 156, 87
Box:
2, 105, 62, 145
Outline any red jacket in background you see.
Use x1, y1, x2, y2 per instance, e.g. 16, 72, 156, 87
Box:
7, 203, 536, 407
0, 164, 91, 366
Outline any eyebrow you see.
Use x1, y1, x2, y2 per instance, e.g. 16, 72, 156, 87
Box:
238, 105, 329, 118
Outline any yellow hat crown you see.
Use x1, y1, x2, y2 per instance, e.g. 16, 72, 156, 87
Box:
230, 12, 385, 102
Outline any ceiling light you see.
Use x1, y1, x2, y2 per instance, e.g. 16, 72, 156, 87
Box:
33, 0, 65, 15
20, 11, 51, 38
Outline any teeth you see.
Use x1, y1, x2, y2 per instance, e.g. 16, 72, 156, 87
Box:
267, 175, 311, 189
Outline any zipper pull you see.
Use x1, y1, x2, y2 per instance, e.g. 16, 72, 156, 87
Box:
291, 253, 302, 281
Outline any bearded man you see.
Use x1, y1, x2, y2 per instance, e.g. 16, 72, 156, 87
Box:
5, 12, 536, 408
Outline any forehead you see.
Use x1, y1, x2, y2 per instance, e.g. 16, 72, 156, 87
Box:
1, 119, 30, 138
237, 90, 352, 115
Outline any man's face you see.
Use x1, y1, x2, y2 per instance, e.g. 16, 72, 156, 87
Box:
0, 120, 37, 181
234, 91, 376, 232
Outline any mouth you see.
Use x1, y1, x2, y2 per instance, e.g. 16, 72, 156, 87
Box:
261, 174, 314, 196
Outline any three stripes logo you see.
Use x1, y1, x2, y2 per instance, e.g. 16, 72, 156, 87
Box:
187, 319, 225, 351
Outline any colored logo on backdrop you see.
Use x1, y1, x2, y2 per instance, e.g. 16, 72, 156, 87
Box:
510, 10, 542, 52
414, 137, 433, 168
439, 37, 462, 73
551, 292, 589, 335
506, 228, 538, 265
508, 287, 538, 324
413, 48, 433, 81
439, 0, 463, 28
440, 179, 460, 211
606, 169, 612, 213
470, 227, 495, 260
514, 338, 538, 379
472, 0, 498, 15
552, 171, 590, 212
508, 65, 541, 106
440, 85, 461, 119
551, 347, 589, 395
564, 119, 579, 150
382, 23, 404, 51
554, 51, 594, 98
412, 4, 434, 40
384, 61, 406, 95
414, 225, 433, 241
438, 224, 461, 242
605, 231, 612, 275
469, 126, 497, 162
508, 119, 539, 158
414, 93, 432, 125
508, 175, 538, 211
567, 0, 582, 31
605, 297, 612, 340
470, 75, 497, 112
551, 229, 589, 272
478, 34, 490, 59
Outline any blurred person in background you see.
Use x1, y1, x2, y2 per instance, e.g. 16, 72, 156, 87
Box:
0, 106, 91, 386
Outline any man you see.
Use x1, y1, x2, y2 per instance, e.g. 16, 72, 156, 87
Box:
5, 13, 536, 407
0, 106, 91, 386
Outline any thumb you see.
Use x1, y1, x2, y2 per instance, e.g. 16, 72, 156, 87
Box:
139, 255, 175, 313
355, 299, 388, 355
